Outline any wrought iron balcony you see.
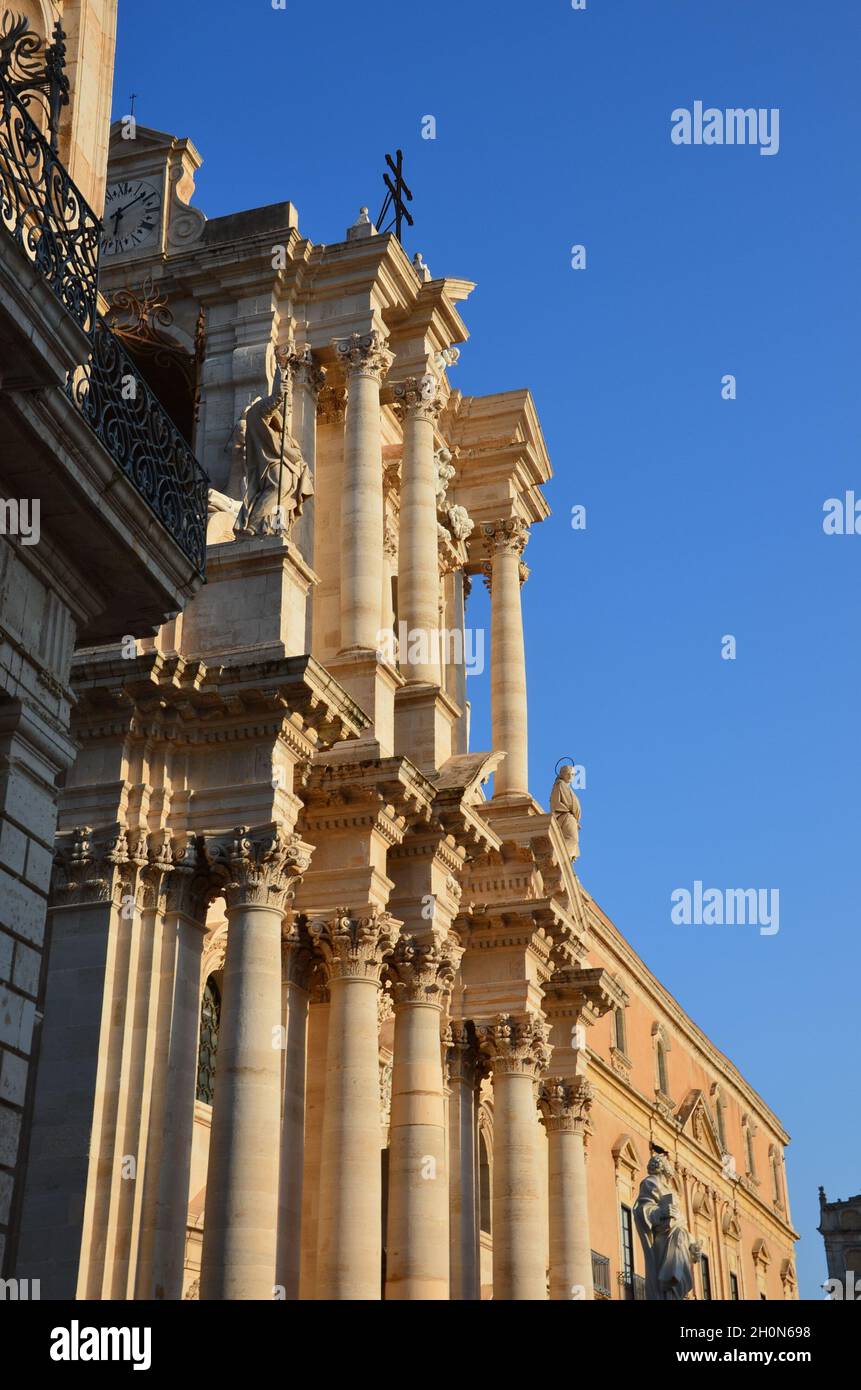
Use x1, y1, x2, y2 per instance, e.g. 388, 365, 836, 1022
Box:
591, 1250, 611, 1299
618, 1271, 647, 1301
66, 318, 209, 574
0, 21, 98, 336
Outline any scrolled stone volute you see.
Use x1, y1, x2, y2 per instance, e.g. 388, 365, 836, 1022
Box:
478, 1012, 552, 1078
309, 906, 401, 982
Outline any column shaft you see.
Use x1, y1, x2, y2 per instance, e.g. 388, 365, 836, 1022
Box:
485, 520, 530, 797
336, 332, 393, 653
199, 900, 283, 1299
298, 993, 329, 1299
540, 1077, 595, 1300
275, 970, 309, 1299
395, 377, 441, 684
447, 1029, 481, 1300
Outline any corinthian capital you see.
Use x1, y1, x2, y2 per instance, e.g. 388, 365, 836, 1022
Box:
392, 374, 442, 423
333, 329, 394, 383
387, 932, 462, 1007
309, 906, 400, 983
277, 342, 327, 396
482, 517, 530, 559
205, 823, 313, 913
538, 1076, 593, 1135
478, 1012, 552, 1079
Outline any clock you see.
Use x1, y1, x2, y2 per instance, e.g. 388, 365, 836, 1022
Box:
101, 179, 163, 256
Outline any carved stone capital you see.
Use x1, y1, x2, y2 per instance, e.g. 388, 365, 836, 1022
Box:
309, 906, 400, 983
387, 932, 462, 1007
392, 374, 442, 424
205, 823, 312, 914
538, 1076, 594, 1136
281, 912, 316, 989
333, 330, 394, 383
276, 343, 327, 396
481, 516, 529, 559
316, 383, 347, 424
478, 1012, 552, 1079
445, 1019, 483, 1087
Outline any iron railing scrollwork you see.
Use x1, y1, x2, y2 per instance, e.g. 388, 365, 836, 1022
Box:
0, 67, 99, 334
591, 1250, 612, 1298
617, 1271, 647, 1301
67, 318, 209, 574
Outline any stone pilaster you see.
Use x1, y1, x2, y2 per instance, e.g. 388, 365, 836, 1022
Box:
311, 907, 399, 1299
479, 1012, 551, 1300
199, 825, 311, 1301
393, 374, 443, 685
482, 518, 530, 798
384, 932, 461, 1300
539, 1076, 594, 1300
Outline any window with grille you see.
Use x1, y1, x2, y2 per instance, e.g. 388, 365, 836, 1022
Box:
196, 976, 221, 1105
701, 1253, 712, 1301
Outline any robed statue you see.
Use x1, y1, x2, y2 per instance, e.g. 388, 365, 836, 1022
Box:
234, 366, 314, 538
633, 1154, 702, 1300
550, 761, 581, 862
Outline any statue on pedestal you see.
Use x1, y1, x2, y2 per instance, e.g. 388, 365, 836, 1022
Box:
633, 1154, 702, 1300
550, 759, 581, 862
234, 366, 314, 539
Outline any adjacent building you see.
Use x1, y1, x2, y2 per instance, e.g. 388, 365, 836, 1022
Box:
0, 1, 206, 1276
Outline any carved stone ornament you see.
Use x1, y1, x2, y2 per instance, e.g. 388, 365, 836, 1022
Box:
481, 516, 529, 558
333, 330, 394, 383
538, 1076, 594, 1135
309, 906, 400, 982
478, 1012, 552, 1078
205, 824, 312, 913
392, 374, 441, 423
386, 933, 463, 1006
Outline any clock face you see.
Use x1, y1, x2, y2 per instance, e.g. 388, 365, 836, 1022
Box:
101, 179, 162, 255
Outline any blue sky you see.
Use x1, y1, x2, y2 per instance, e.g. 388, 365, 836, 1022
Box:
113, 0, 860, 1298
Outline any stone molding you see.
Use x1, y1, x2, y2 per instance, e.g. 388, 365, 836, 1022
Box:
386, 932, 462, 1007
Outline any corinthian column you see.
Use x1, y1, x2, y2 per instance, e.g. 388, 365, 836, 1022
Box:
310, 908, 400, 1299
385, 934, 461, 1300
539, 1077, 594, 1300
393, 374, 442, 684
482, 518, 530, 798
334, 331, 394, 654
199, 826, 312, 1301
479, 1013, 552, 1300
275, 917, 313, 1300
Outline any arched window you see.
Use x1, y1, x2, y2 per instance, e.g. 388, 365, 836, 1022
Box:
479, 1131, 492, 1235
770, 1147, 782, 1205
196, 976, 221, 1105
656, 1039, 669, 1096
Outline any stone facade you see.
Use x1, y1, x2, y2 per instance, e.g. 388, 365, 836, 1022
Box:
818, 1188, 861, 1298
8, 111, 800, 1300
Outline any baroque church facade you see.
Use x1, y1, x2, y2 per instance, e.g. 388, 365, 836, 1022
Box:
3, 3, 799, 1301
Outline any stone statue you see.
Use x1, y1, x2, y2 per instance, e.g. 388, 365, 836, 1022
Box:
550, 762, 581, 862
234, 366, 314, 539
633, 1154, 702, 1300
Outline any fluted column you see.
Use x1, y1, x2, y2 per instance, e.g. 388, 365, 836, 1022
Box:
393, 374, 442, 684
334, 331, 394, 654
275, 917, 313, 1300
479, 1013, 552, 1300
483, 518, 530, 798
384, 934, 460, 1299
446, 1021, 483, 1300
199, 826, 312, 1301
311, 908, 400, 1299
539, 1077, 594, 1300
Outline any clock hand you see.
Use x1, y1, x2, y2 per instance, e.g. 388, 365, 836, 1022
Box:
114, 190, 150, 219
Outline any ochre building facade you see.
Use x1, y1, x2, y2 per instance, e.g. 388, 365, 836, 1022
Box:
10, 92, 799, 1297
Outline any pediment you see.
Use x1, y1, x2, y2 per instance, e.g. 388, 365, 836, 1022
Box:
677, 1088, 724, 1162
752, 1238, 771, 1267
612, 1133, 642, 1174
722, 1204, 742, 1240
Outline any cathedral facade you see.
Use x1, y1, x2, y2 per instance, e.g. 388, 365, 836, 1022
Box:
3, 5, 799, 1302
